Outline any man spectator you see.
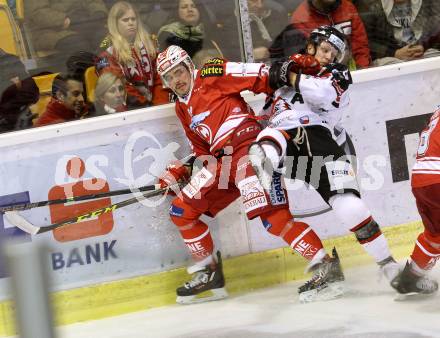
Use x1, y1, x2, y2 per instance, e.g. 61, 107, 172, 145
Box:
216, 0, 288, 61
34, 74, 87, 126
0, 49, 39, 133
272, 0, 371, 68
24, 0, 108, 69
246, 0, 288, 61
356, 0, 440, 66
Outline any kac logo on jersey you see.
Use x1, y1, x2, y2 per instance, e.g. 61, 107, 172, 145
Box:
195, 124, 213, 144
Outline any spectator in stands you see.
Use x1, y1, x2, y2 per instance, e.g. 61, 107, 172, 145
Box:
0, 49, 39, 133
24, 0, 108, 68
92, 72, 127, 116
216, 0, 287, 61
271, 0, 371, 68
34, 74, 87, 126
357, 0, 440, 66
275, 0, 303, 13
192, 48, 223, 68
104, 0, 173, 34
97, 1, 169, 107
157, 0, 223, 58
247, 0, 288, 61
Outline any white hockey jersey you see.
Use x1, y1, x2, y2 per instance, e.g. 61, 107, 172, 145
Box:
260, 71, 350, 138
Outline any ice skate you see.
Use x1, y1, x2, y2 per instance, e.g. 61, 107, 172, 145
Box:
298, 248, 345, 303
176, 251, 228, 305
391, 261, 438, 297
378, 256, 401, 282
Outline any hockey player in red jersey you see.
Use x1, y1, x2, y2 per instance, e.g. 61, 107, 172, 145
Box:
391, 108, 440, 295
249, 26, 401, 302
156, 45, 344, 304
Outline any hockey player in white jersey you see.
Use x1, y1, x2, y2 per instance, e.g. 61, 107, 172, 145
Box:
249, 26, 401, 302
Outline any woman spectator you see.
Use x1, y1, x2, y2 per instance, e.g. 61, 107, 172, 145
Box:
92, 72, 127, 116
157, 0, 223, 58
96, 1, 169, 108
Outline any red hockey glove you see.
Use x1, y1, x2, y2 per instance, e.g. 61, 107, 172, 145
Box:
159, 161, 191, 193
288, 54, 321, 75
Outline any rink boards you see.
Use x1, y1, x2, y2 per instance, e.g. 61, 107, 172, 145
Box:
0, 57, 439, 335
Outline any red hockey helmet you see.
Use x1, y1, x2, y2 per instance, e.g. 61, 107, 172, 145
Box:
157, 45, 195, 88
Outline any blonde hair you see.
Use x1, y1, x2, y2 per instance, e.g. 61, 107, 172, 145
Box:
95, 72, 126, 104
107, 1, 156, 65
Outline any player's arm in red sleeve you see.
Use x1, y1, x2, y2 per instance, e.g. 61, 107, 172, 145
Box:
201, 60, 273, 96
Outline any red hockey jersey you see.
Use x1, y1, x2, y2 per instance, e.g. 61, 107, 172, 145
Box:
412, 109, 440, 188
175, 59, 272, 156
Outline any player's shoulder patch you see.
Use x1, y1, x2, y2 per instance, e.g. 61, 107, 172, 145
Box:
200, 61, 224, 78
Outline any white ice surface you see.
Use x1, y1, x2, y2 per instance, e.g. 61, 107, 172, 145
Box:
44, 264, 440, 338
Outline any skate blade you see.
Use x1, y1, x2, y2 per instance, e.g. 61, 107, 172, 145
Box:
176, 287, 228, 305
299, 281, 345, 304
394, 292, 434, 302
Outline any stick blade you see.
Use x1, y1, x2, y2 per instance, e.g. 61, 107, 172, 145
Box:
4, 211, 40, 235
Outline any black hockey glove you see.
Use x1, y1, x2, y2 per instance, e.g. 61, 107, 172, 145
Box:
269, 60, 293, 90
321, 63, 353, 91
269, 54, 321, 90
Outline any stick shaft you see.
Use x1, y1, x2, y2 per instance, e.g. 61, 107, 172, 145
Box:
0, 184, 160, 212
37, 186, 169, 234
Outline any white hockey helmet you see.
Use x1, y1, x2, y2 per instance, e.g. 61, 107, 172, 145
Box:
157, 45, 195, 88
308, 25, 348, 63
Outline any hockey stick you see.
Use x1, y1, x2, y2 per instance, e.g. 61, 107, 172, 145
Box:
0, 184, 162, 213
4, 185, 176, 235
292, 205, 332, 218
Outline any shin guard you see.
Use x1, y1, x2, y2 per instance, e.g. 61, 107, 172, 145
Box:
330, 193, 392, 263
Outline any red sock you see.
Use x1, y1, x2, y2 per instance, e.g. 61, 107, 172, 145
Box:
178, 220, 214, 262
411, 231, 440, 270
283, 221, 324, 261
